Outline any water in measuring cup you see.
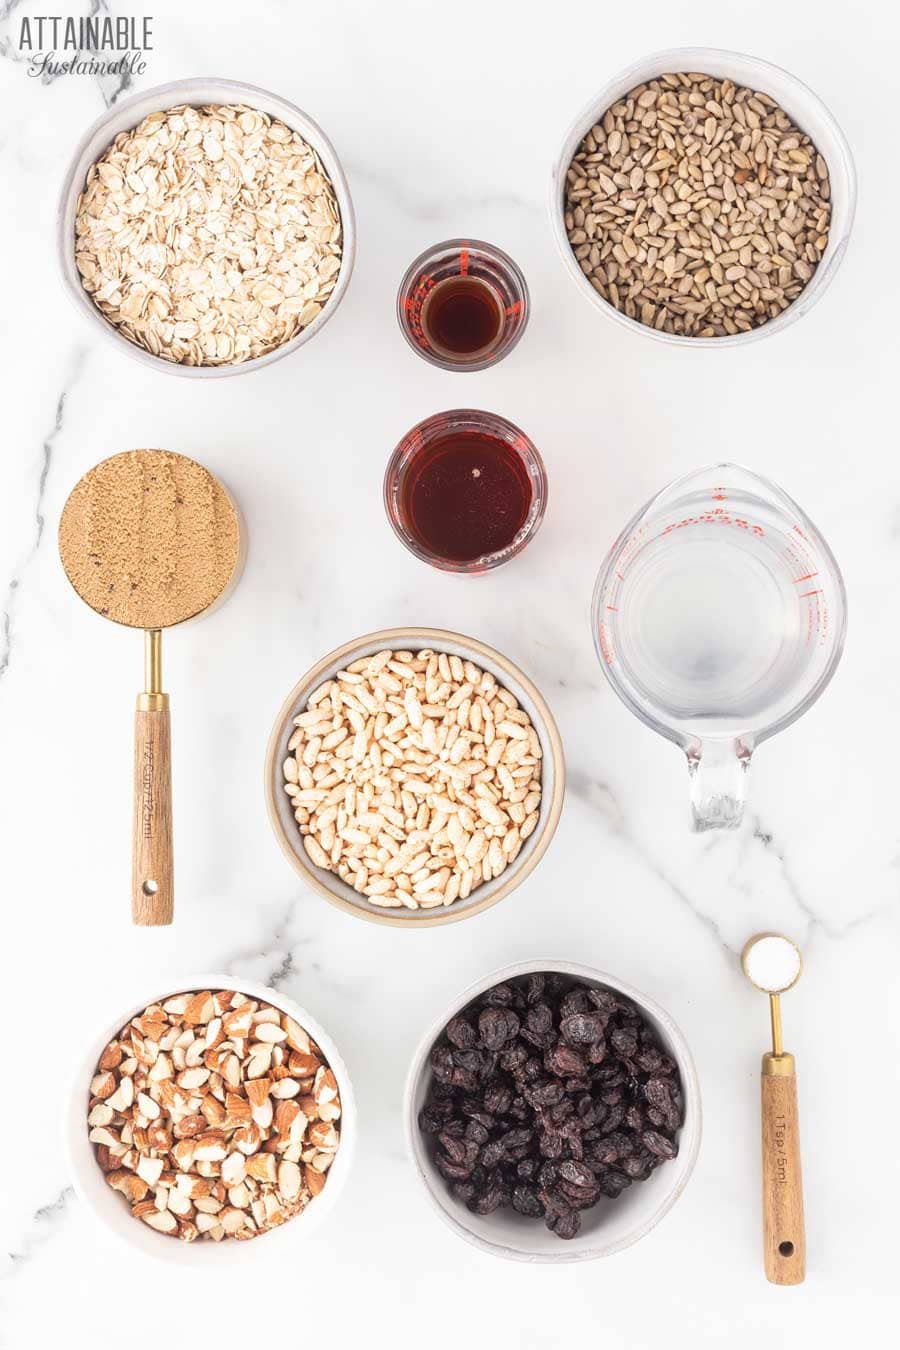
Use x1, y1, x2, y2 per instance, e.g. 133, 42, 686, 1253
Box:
613, 520, 816, 734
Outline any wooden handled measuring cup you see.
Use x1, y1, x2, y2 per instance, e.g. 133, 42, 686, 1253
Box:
59, 449, 243, 926
741, 933, 806, 1285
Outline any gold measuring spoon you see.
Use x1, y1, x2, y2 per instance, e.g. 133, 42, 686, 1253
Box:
741, 932, 806, 1285
59, 449, 243, 926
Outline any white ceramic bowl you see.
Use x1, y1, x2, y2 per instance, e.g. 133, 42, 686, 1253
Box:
65, 974, 356, 1264
57, 78, 356, 377
265, 628, 566, 928
404, 960, 701, 1263
550, 47, 856, 348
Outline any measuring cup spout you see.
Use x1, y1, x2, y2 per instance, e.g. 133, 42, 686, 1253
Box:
686, 737, 752, 831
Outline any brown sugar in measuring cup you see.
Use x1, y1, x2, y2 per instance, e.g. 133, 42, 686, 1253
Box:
59, 449, 243, 926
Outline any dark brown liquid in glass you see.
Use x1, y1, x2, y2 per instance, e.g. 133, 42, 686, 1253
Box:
420, 276, 504, 359
402, 430, 533, 563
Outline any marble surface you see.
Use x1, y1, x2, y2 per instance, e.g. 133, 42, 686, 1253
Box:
0, 1, 897, 1344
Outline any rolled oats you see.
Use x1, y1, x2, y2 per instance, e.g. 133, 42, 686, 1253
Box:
75, 104, 343, 365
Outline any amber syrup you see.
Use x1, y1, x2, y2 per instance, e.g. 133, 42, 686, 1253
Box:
420, 275, 505, 360
401, 430, 533, 563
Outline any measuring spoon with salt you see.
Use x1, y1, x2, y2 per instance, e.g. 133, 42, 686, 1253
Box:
741, 932, 806, 1285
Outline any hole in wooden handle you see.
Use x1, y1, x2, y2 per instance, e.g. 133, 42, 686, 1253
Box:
778, 1240, 795, 1258
142, 879, 159, 896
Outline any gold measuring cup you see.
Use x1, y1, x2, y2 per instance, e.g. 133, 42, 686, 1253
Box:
741, 932, 806, 1285
59, 449, 243, 926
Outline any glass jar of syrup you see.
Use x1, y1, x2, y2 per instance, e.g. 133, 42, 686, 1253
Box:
384, 410, 548, 572
397, 239, 529, 371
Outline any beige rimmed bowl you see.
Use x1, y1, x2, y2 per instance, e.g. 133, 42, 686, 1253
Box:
57, 77, 356, 378
404, 959, 701, 1263
265, 628, 565, 927
65, 974, 356, 1265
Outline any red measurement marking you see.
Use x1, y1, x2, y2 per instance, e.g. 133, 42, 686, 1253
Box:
794, 571, 818, 582
607, 605, 619, 611
505, 300, 522, 317
615, 571, 624, 581
459, 248, 470, 276
799, 589, 822, 598
712, 487, 726, 501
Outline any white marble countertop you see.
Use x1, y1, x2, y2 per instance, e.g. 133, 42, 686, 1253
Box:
1, 1, 897, 1344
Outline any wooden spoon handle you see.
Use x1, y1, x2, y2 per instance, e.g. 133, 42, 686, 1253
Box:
761, 1054, 805, 1284
132, 697, 174, 925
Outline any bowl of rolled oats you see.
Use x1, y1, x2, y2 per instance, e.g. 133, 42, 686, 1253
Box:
58, 78, 355, 375
550, 48, 855, 345
265, 628, 566, 927
66, 977, 355, 1261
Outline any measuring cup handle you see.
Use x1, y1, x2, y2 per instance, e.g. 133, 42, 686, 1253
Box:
687, 738, 751, 831
132, 694, 174, 925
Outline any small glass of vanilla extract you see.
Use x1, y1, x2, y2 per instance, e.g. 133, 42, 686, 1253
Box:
384, 410, 547, 573
397, 239, 529, 371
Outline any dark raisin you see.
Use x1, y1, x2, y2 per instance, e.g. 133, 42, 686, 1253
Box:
610, 1027, 639, 1058
561, 988, 591, 1018
597, 1169, 632, 1198
430, 1044, 455, 1082
524, 973, 546, 1005
483, 982, 515, 1007
484, 1082, 512, 1115
469, 1185, 504, 1215
530, 1079, 564, 1107
642, 1130, 677, 1160
466, 1119, 490, 1145
547, 1209, 581, 1239
539, 1130, 563, 1159
435, 1154, 472, 1181
561, 1012, 605, 1045
586, 988, 619, 1019
500, 1043, 528, 1072
446, 1016, 477, 1050
547, 1043, 587, 1076
527, 1003, 554, 1036
559, 1158, 595, 1187
478, 1008, 512, 1050
480, 1140, 505, 1169
512, 1184, 544, 1218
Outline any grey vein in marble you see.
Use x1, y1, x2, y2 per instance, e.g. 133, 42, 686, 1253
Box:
0, 348, 86, 687
225, 899, 313, 990
750, 812, 897, 939
2, 1186, 74, 1280
567, 767, 736, 954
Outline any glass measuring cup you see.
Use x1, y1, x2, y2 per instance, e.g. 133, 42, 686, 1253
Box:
592, 465, 846, 830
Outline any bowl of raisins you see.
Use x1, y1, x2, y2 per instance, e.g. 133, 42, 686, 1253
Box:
405, 961, 701, 1261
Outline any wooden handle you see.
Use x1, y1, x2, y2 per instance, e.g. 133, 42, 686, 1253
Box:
132, 701, 174, 925
761, 1055, 805, 1284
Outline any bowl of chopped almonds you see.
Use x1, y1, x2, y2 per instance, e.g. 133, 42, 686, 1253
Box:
265, 628, 566, 927
58, 78, 355, 375
66, 978, 355, 1261
551, 48, 856, 344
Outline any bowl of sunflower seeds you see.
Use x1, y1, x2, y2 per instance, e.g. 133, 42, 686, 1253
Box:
551, 48, 855, 345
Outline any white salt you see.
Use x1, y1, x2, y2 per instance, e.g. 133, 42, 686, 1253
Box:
744, 935, 801, 992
